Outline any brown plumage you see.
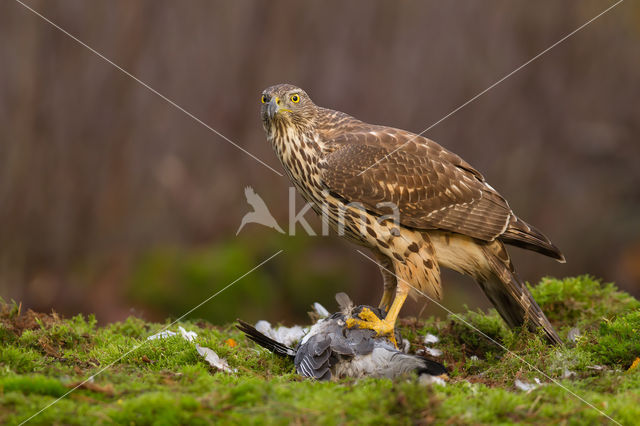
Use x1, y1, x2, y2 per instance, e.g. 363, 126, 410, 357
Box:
260, 84, 564, 345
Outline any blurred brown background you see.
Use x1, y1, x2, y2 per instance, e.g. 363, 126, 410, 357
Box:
1, 0, 639, 325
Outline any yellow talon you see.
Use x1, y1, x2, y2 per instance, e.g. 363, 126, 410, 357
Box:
346, 283, 410, 349
356, 307, 381, 322
345, 307, 398, 347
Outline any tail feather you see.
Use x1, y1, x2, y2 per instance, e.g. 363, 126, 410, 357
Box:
236, 320, 297, 358
500, 216, 565, 263
479, 244, 562, 345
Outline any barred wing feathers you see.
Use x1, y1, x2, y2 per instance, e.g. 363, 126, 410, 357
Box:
319, 125, 563, 261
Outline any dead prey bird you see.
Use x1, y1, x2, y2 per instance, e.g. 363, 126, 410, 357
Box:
237, 293, 447, 381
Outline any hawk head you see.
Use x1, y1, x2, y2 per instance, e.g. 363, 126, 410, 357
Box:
260, 84, 316, 134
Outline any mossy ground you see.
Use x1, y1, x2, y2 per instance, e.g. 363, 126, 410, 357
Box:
1, 276, 639, 425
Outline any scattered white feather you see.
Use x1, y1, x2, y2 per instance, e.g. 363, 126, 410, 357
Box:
147, 330, 177, 340
255, 320, 308, 347
415, 347, 442, 357
515, 377, 541, 392
419, 374, 447, 386
401, 339, 411, 354
146, 327, 234, 374
425, 347, 443, 357
147, 326, 197, 342
312, 302, 330, 318
255, 320, 273, 336
416, 333, 441, 356
424, 333, 439, 344
196, 345, 236, 373
178, 326, 197, 342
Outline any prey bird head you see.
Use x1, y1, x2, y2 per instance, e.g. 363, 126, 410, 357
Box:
261, 84, 316, 134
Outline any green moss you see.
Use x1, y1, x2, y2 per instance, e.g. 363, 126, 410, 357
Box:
1, 276, 639, 425
0, 346, 42, 374
580, 310, 640, 367
0, 376, 67, 397
107, 392, 207, 426
531, 275, 640, 327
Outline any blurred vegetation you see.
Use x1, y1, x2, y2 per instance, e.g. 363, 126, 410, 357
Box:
2, 276, 640, 424
127, 234, 356, 324
1, 1, 639, 323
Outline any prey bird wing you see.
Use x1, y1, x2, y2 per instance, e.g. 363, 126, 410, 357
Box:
237, 304, 449, 381
236, 320, 296, 358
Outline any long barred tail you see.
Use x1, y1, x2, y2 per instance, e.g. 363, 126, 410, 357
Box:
478, 243, 562, 345
500, 215, 566, 263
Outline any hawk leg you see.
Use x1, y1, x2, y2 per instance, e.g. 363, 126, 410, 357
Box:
378, 290, 394, 313
346, 281, 410, 347
375, 251, 397, 312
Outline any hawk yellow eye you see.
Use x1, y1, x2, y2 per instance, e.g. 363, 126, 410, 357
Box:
290, 94, 300, 103
261, 95, 268, 104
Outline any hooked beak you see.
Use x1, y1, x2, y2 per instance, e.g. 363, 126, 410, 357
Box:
267, 98, 279, 120
267, 96, 291, 120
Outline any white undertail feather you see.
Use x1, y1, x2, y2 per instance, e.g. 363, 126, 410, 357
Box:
429, 232, 493, 280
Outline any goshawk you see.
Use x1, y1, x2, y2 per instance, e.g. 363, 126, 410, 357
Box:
260, 84, 564, 345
